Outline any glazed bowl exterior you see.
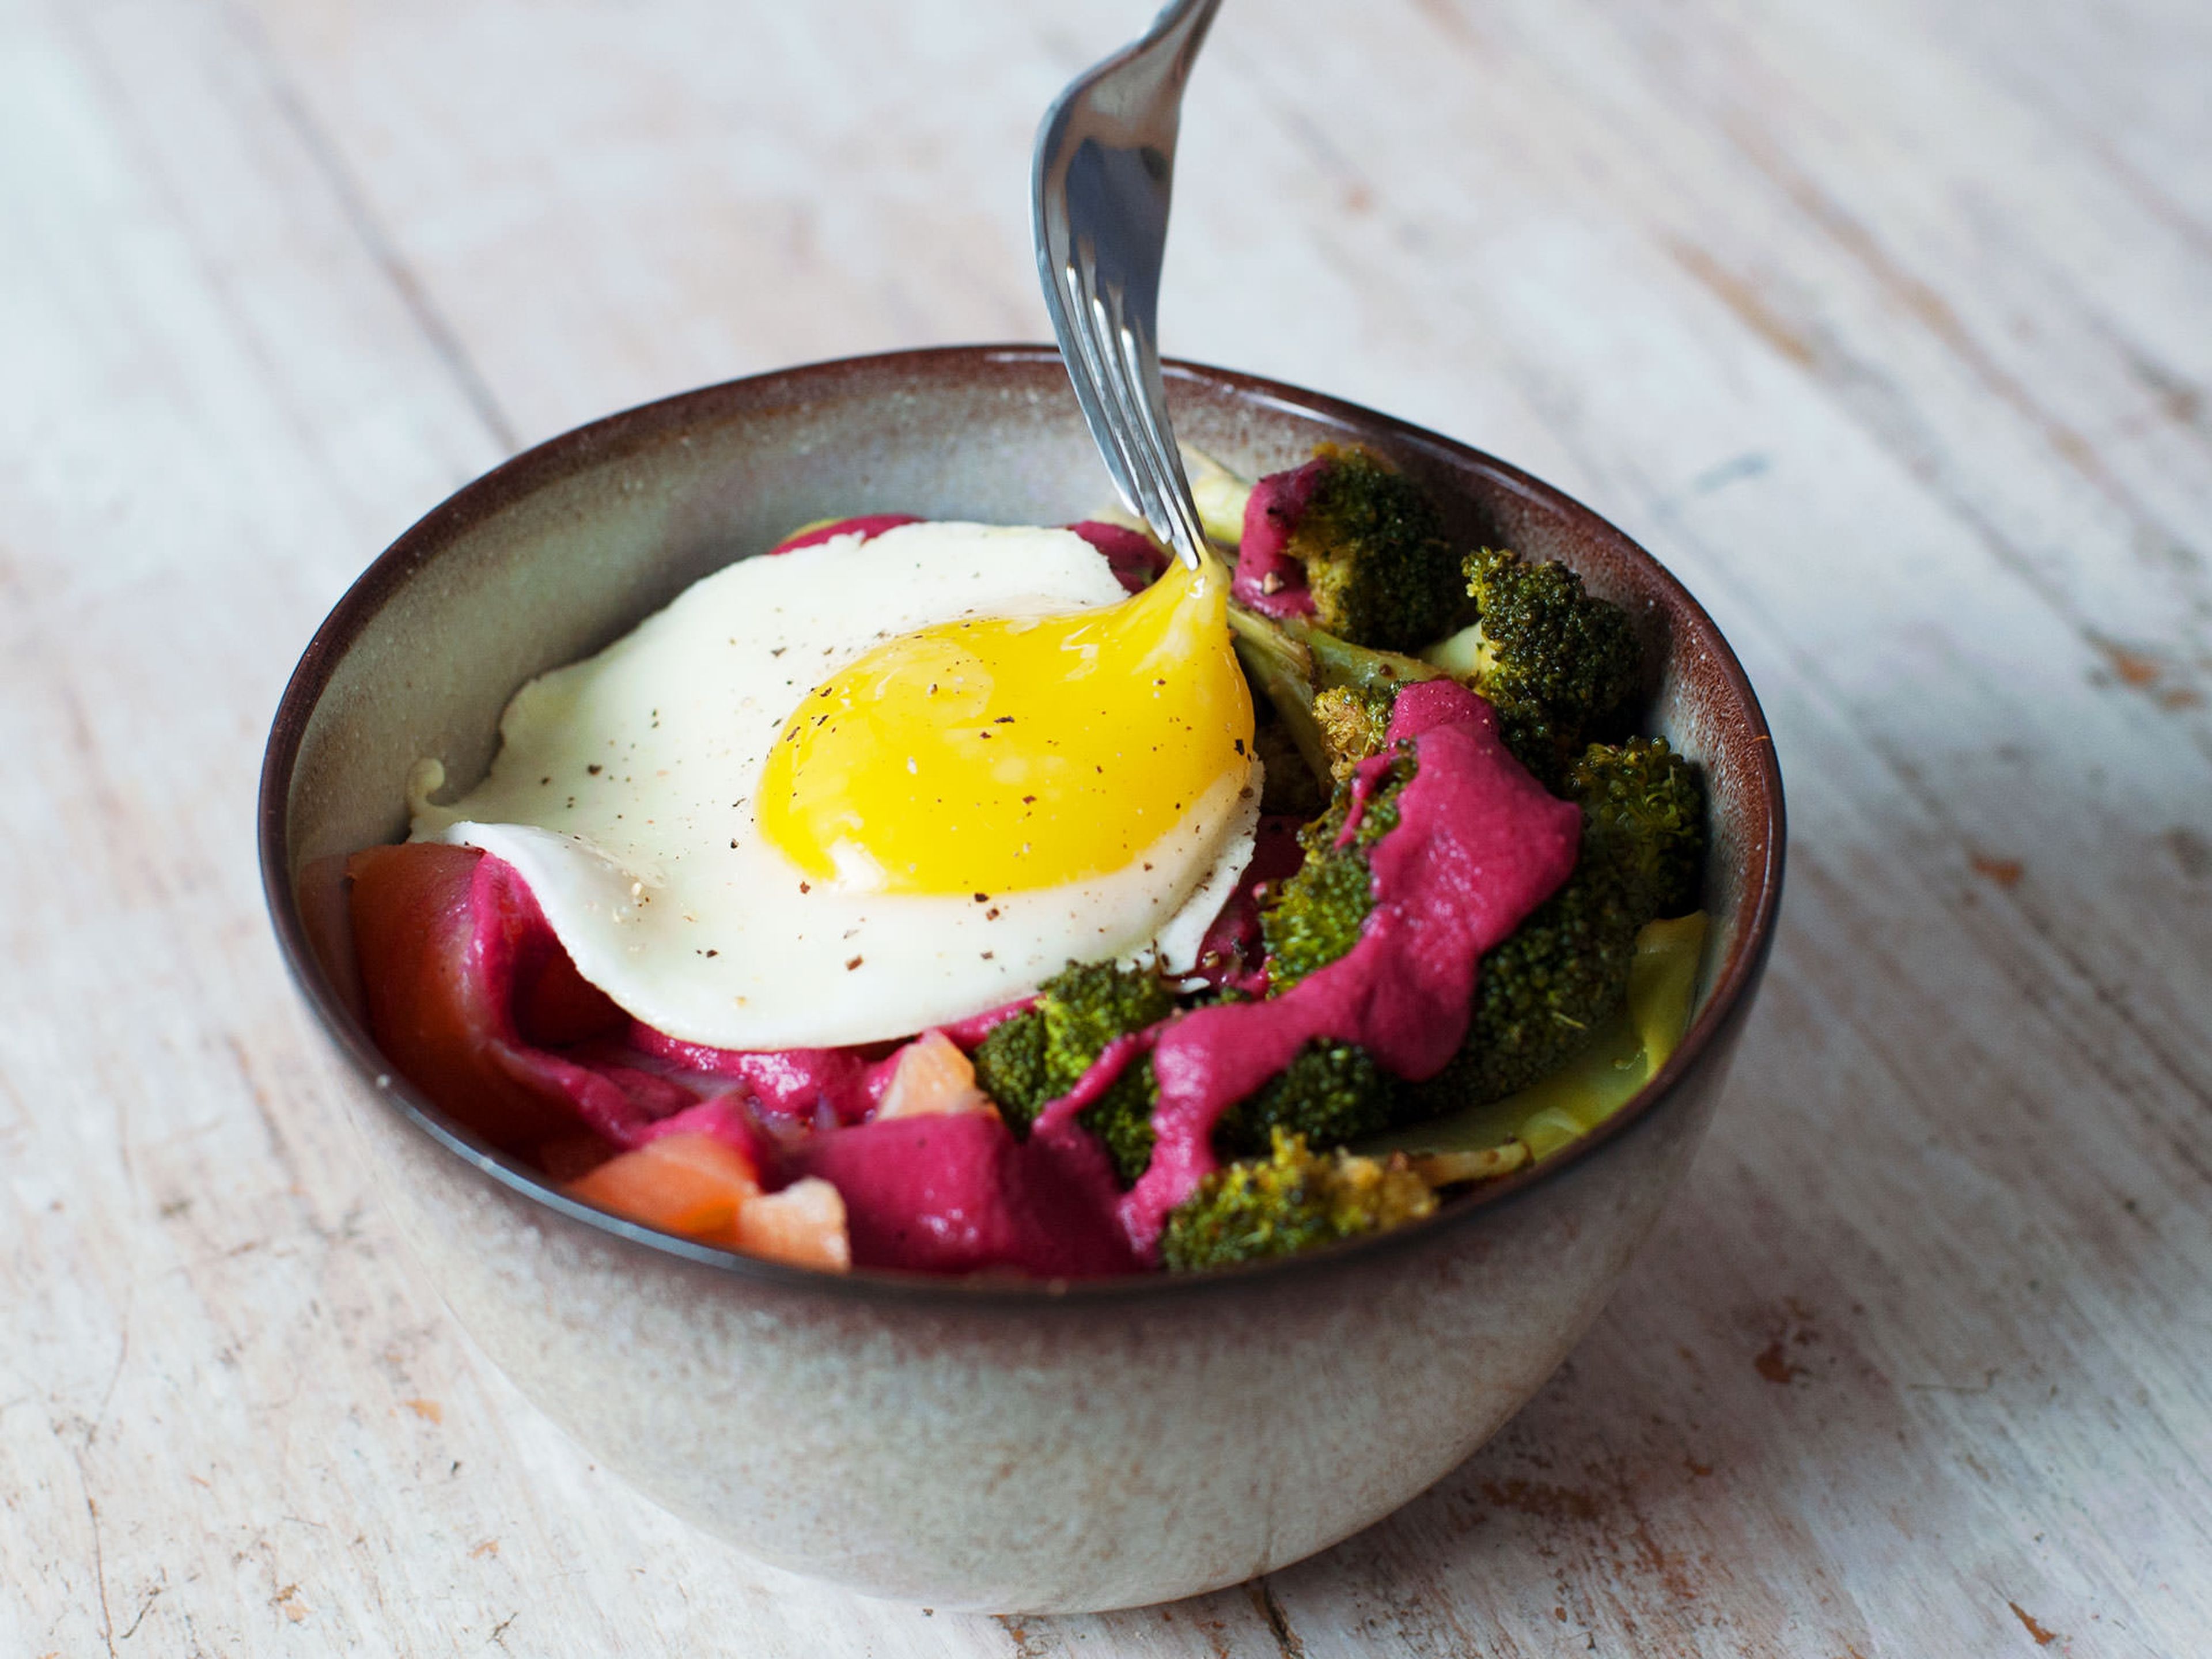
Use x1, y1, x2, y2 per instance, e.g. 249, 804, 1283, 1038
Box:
260, 346, 1784, 1613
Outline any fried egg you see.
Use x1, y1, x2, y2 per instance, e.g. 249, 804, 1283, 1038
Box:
408, 522, 1258, 1050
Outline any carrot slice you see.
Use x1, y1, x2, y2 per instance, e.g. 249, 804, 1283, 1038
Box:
566, 1133, 761, 1238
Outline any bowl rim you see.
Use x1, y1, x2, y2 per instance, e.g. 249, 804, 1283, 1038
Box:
259, 342, 1785, 1307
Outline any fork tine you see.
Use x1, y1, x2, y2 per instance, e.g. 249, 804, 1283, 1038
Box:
1085, 286, 1158, 514
1085, 278, 1181, 547
1113, 316, 1201, 551
1087, 276, 1195, 555
1066, 259, 1154, 522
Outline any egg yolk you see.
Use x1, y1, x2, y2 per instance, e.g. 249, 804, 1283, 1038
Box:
757, 558, 1253, 893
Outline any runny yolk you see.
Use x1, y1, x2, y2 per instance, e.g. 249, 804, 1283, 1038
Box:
757, 558, 1253, 894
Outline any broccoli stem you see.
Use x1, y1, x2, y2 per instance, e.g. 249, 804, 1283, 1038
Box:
1227, 604, 1331, 788
1227, 603, 1445, 794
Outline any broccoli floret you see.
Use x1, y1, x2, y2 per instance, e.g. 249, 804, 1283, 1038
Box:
1285, 448, 1469, 652
1449, 547, 1642, 783
1161, 1130, 1437, 1271
1413, 736, 1705, 1111
1574, 734, 1705, 917
1430, 851, 1646, 1107
1216, 1038, 1404, 1157
972, 961, 1175, 1183
1257, 749, 1413, 995
1312, 684, 1395, 783
969, 1005, 1049, 1118
973, 965, 1405, 1185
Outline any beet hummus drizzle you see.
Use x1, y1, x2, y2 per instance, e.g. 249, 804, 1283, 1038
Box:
1118, 680, 1581, 1259
1229, 456, 1325, 618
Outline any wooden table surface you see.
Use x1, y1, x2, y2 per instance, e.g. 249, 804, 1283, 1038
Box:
7, 0, 2209, 1652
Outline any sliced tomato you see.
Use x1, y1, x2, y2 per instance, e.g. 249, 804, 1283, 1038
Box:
347, 843, 642, 1150
349, 843, 552, 1149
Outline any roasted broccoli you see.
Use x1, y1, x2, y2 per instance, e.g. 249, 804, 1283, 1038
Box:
1249, 717, 1703, 1115
1312, 683, 1395, 784
975, 960, 1408, 1181
1573, 732, 1705, 917
1279, 447, 1470, 652
1430, 547, 1643, 783
1234, 541, 1641, 791
1215, 1038, 1404, 1157
1413, 736, 1705, 1111
1257, 749, 1414, 995
1160, 1130, 1437, 1271
972, 961, 1173, 1184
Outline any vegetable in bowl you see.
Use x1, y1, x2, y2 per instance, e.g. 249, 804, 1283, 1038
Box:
344, 444, 1708, 1277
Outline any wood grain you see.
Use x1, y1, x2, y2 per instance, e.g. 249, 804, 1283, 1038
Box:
4, 0, 2206, 1652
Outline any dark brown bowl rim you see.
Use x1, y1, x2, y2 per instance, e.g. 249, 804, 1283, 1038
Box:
259, 343, 1785, 1308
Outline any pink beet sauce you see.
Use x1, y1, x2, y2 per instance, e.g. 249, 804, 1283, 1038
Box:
623, 995, 1034, 1124
626, 1024, 893, 1125
794, 1111, 1135, 1277
444, 851, 1116, 1271
418, 514, 1584, 1274
460, 855, 695, 1146
1183, 813, 1307, 996
1119, 680, 1581, 1257
1229, 457, 1325, 618
1066, 520, 1173, 594
767, 513, 923, 554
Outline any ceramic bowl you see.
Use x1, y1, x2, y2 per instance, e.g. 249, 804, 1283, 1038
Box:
259, 346, 1784, 1613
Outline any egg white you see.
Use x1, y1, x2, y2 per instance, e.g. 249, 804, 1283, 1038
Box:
408, 522, 1259, 1050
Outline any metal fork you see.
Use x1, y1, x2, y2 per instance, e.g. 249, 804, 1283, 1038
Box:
1032, 0, 1225, 571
